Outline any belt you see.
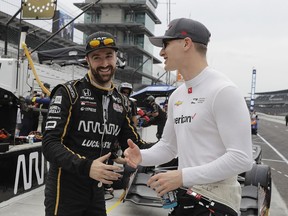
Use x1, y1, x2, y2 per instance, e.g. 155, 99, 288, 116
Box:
177, 188, 238, 216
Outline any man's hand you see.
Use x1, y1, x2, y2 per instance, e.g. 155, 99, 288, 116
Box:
124, 139, 142, 168
147, 170, 183, 197
113, 157, 126, 165
89, 152, 122, 184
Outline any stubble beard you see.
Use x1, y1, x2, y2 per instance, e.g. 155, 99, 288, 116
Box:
90, 65, 116, 85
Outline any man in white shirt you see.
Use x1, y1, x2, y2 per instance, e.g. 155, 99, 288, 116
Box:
124, 18, 253, 216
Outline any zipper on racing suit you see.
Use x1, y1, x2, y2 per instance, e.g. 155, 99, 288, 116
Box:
98, 94, 110, 188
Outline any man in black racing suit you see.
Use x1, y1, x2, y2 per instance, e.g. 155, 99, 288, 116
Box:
144, 95, 167, 140
42, 31, 150, 216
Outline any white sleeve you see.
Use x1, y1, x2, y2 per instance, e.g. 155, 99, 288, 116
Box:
140, 97, 178, 166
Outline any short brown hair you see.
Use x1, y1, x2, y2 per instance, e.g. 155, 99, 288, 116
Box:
194, 43, 207, 56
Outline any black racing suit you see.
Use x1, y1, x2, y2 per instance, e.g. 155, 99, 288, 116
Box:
146, 102, 167, 139
42, 74, 148, 216
129, 98, 137, 119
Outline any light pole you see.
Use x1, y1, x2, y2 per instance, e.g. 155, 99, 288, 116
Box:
250, 68, 257, 112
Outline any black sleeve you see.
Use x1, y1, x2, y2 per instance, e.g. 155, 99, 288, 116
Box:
42, 85, 92, 177
117, 113, 154, 150
130, 100, 137, 116
152, 103, 159, 113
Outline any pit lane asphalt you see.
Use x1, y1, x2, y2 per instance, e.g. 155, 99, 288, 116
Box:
254, 114, 288, 213
0, 123, 287, 215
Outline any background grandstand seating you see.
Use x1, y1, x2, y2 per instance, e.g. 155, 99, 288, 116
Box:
251, 90, 288, 115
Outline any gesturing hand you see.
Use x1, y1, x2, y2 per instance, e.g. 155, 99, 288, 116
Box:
124, 139, 142, 168
89, 152, 122, 185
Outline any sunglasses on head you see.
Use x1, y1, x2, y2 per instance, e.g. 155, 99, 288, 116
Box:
89, 38, 115, 48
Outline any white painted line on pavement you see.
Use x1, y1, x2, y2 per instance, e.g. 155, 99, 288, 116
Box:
257, 134, 288, 165
262, 159, 287, 163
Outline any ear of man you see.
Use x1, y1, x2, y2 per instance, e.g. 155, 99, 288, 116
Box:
86, 57, 90, 66
183, 37, 191, 48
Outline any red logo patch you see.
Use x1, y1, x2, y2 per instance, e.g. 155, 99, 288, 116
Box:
181, 31, 188, 36
188, 87, 192, 94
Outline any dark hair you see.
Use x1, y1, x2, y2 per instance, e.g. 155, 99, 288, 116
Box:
44, 83, 50, 89
194, 43, 207, 55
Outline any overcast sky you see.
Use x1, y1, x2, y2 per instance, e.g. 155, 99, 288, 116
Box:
2, 0, 288, 97
154, 0, 288, 97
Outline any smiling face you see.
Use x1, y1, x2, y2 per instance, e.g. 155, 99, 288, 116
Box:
159, 38, 185, 71
86, 48, 117, 87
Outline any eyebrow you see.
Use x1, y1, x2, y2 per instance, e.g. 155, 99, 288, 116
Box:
91, 51, 114, 57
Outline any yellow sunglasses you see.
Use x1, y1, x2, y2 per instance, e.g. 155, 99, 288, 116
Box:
89, 38, 115, 48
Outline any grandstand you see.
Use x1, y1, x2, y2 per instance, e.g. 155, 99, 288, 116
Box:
253, 89, 288, 116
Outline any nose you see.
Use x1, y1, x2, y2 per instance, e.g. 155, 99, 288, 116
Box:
159, 48, 165, 57
99, 58, 109, 68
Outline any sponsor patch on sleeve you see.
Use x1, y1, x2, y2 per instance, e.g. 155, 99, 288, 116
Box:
54, 96, 62, 104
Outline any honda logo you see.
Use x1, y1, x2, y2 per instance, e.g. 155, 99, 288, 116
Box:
83, 89, 91, 96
